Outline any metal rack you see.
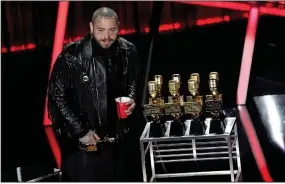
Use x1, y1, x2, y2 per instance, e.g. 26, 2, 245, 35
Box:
139, 117, 242, 182
27, 170, 62, 182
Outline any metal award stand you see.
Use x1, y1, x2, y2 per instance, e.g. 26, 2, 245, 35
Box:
27, 170, 62, 182
140, 117, 242, 182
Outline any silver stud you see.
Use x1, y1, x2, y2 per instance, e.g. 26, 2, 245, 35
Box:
83, 75, 89, 82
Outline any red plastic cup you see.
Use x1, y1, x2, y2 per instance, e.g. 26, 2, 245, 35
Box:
115, 97, 132, 119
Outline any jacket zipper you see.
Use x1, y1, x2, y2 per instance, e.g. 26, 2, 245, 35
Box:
93, 58, 102, 125
65, 56, 102, 126
83, 74, 102, 126
123, 50, 128, 91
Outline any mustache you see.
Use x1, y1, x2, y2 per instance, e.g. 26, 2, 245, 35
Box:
100, 39, 113, 42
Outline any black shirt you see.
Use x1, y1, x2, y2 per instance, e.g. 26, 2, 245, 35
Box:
91, 39, 123, 136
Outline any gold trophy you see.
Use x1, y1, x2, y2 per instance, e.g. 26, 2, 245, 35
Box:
165, 79, 182, 118
79, 136, 117, 152
184, 73, 203, 117
205, 72, 224, 134
190, 73, 200, 85
144, 81, 164, 118
205, 72, 223, 117
184, 73, 205, 134
154, 75, 163, 99
165, 74, 184, 136
168, 74, 184, 104
144, 75, 166, 137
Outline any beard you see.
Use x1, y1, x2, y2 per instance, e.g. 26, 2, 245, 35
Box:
94, 37, 116, 49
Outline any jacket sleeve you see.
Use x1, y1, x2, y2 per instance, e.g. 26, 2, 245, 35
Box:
128, 45, 140, 101
47, 56, 89, 139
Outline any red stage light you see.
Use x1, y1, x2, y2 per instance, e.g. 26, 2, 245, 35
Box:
43, 1, 69, 169
237, 7, 259, 105
237, 7, 273, 182
44, 126, 61, 169
176, 1, 285, 17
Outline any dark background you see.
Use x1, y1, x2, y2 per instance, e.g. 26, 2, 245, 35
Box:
1, 1, 285, 182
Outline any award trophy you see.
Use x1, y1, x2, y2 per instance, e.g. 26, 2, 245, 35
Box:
204, 72, 225, 134
168, 74, 184, 104
154, 75, 163, 99
78, 135, 117, 152
184, 73, 205, 135
165, 75, 184, 136
144, 75, 165, 137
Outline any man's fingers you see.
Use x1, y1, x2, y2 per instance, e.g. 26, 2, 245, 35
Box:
125, 104, 136, 115
125, 99, 134, 105
124, 109, 130, 113
90, 131, 100, 141
93, 133, 100, 141
125, 103, 135, 112
125, 103, 135, 114
129, 103, 135, 110
80, 138, 89, 144
91, 139, 97, 145
79, 131, 100, 146
88, 137, 97, 145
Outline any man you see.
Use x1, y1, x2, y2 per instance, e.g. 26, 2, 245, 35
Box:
47, 7, 139, 181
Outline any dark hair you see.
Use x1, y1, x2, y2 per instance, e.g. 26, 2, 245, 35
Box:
92, 7, 118, 24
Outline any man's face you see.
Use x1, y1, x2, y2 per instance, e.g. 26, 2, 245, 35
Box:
90, 17, 119, 49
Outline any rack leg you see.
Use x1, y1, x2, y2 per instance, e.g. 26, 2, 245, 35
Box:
234, 124, 243, 181
140, 142, 147, 182
227, 136, 235, 181
150, 142, 156, 181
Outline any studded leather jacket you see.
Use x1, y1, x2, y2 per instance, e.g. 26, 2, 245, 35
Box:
47, 33, 139, 140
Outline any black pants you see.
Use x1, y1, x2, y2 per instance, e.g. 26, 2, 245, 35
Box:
61, 143, 123, 182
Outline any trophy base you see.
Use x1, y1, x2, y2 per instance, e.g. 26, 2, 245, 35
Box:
209, 119, 225, 134
149, 122, 166, 137
190, 119, 205, 135
170, 122, 185, 137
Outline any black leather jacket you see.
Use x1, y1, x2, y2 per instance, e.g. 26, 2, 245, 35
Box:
47, 33, 139, 139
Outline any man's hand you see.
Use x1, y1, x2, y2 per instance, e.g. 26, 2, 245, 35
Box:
79, 130, 100, 145
124, 98, 136, 116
